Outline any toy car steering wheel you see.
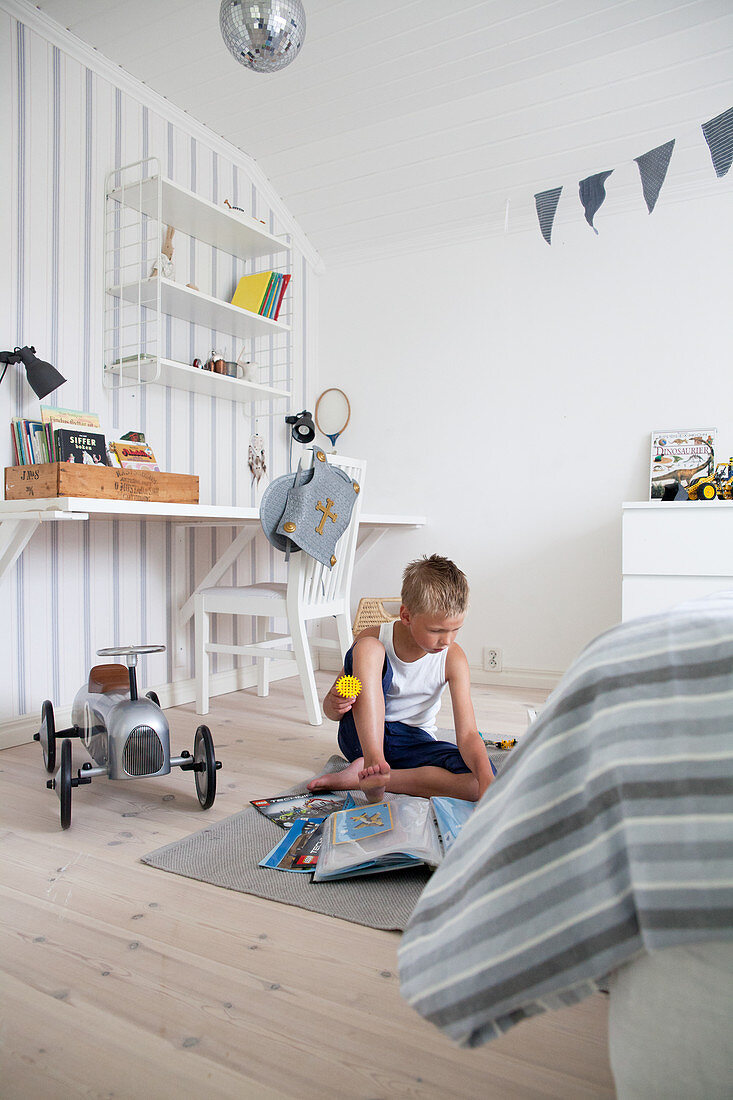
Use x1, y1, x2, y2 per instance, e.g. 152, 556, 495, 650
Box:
97, 644, 166, 658
96, 644, 165, 700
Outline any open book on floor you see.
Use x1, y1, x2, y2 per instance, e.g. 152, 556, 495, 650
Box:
313, 796, 445, 882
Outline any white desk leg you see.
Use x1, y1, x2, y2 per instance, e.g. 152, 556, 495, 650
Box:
173, 525, 188, 670
0, 519, 41, 584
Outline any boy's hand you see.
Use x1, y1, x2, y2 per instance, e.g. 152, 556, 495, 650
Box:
323, 682, 357, 722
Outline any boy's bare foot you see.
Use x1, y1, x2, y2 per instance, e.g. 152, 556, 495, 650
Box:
307, 758, 363, 792
358, 760, 390, 803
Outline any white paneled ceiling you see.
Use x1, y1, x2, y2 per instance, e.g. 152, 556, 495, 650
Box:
34, 0, 733, 266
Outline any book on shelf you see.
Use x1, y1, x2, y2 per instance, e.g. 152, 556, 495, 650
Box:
40, 405, 101, 461
11, 418, 49, 465
259, 273, 277, 319
649, 428, 717, 500
11, 418, 61, 465
272, 273, 291, 320
230, 270, 291, 319
231, 270, 274, 313
54, 428, 109, 465
108, 440, 160, 470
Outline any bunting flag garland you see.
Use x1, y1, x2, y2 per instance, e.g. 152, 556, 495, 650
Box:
701, 106, 733, 178
579, 170, 613, 233
634, 139, 675, 213
534, 186, 563, 245
530, 107, 731, 245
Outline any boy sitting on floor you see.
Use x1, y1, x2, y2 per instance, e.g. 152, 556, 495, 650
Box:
308, 555, 494, 803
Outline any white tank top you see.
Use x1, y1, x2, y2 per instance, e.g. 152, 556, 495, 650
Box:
379, 620, 448, 734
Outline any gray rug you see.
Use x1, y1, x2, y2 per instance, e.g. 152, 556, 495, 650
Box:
141, 756, 432, 931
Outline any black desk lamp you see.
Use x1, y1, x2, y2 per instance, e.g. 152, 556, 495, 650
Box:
285, 409, 315, 444
0, 345, 66, 399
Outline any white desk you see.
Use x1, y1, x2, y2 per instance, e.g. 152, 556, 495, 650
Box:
622, 501, 733, 621
0, 496, 426, 664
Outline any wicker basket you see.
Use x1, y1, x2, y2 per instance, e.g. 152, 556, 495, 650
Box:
352, 596, 401, 634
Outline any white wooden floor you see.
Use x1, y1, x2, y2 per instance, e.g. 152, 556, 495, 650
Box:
0, 674, 615, 1099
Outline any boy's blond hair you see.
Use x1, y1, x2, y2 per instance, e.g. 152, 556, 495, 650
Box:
401, 555, 469, 617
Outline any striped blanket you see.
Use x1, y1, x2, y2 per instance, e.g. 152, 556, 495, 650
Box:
399, 593, 733, 1047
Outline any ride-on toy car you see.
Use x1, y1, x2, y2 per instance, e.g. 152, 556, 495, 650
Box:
35, 644, 221, 829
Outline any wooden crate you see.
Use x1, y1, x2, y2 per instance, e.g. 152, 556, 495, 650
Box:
4, 463, 199, 504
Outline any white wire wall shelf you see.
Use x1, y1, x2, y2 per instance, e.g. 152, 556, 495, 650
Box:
105, 356, 290, 403
107, 174, 288, 261
104, 158, 292, 399
107, 276, 290, 340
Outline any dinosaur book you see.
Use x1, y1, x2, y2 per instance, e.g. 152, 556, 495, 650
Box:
649, 428, 717, 501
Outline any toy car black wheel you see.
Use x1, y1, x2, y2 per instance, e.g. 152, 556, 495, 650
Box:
58, 738, 73, 830
193, 725, 217, 810
145, 690, 161, 707
701, 484, 717, 500
39, 699, 56, 773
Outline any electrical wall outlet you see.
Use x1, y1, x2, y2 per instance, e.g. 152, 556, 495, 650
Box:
483, 647, 503, 672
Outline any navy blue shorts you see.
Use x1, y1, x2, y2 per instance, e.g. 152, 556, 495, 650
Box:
337, 643, 472, 773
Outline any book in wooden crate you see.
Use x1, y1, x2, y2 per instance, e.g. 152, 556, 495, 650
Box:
4, 463, 199, 504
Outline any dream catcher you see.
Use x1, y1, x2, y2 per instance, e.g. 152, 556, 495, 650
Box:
315, 388, 351, 452
248, 428, 267, 487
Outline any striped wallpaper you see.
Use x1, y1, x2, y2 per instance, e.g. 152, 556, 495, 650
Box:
1, 11, 316, 723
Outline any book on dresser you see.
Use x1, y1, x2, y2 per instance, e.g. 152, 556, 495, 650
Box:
649, 428, 717, 500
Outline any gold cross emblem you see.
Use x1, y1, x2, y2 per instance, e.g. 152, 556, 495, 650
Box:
315, 498, 338, 535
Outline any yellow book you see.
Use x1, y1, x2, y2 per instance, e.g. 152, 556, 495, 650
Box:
231, 271, 274, 313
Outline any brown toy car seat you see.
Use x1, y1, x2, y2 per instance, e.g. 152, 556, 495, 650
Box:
88, 664, 130, 695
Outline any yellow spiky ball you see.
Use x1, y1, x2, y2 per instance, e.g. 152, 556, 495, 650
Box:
336, 674, 362, 699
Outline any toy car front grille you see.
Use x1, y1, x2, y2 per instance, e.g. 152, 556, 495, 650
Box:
123, 726, 164, 776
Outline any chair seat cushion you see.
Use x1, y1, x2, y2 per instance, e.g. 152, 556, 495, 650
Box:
201, 583, 287, 600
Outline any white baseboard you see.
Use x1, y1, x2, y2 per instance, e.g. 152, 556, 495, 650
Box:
470, 666, 563, 691
318, 650, 562, 692
0, 661, 299, 751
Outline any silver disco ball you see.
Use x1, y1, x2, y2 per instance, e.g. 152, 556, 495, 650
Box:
220, 0, 306, 74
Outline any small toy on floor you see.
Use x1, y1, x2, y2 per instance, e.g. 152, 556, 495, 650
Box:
482, 736, 518, 750
336, 674, 362, 699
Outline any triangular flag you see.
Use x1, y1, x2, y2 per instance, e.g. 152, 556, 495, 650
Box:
579, 170, 613, 233
634, 139, 675, 213
534, 186, 562, 245
701, 107, 733, 177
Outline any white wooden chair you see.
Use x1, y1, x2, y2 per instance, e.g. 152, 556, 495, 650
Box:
194, 453, 366, 725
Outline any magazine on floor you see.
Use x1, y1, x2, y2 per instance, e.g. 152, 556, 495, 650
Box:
250, 790, 356, 829
259, 818, 327, 873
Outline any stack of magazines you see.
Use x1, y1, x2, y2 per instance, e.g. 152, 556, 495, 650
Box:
255, 791, 479, 881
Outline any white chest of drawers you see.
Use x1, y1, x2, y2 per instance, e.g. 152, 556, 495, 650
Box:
622, 501, 733, 621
